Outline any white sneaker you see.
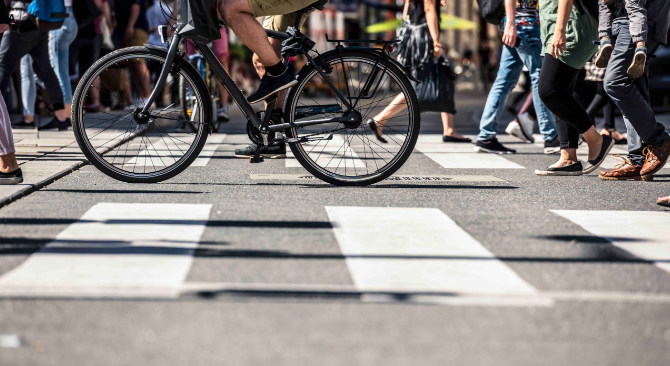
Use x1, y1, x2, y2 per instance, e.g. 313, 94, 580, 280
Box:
505, 121, 532, 143
517, 113, 535, 143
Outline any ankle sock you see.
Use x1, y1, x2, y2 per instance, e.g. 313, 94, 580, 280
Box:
266, 62, 287, 77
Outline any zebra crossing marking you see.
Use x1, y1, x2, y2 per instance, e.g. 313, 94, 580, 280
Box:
552, 210, 670, 274
286, 134, 365, 168
0, 203, 212, 298
325, 206, 549, 305
410, 135, 525, 169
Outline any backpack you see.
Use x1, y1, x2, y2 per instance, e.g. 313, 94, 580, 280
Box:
476, 0, 504, 25
28, 0, 68, 31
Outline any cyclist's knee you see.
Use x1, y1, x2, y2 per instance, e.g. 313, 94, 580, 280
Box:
219, 0, 250, 23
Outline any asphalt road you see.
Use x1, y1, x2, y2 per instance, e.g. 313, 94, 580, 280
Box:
1, 94, 670, 365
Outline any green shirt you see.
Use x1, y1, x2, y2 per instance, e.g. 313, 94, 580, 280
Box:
540, 0, 598, 69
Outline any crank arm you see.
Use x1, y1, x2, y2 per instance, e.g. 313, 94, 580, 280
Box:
285, 134, 334, 143
268, 116, 354, 131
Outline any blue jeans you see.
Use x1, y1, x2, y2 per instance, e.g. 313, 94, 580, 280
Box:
478, 23, 557, 142
20, 55, 36, 117
48, 6, 78, 104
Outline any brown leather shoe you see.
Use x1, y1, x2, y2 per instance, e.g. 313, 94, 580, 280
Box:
640, 138, 670, 178
599, 155, 652, 181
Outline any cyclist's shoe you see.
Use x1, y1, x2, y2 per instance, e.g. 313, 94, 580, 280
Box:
247, 70, 297, 104
234, 143, 286, 159
38, 117, 70, 131
217, 105, 230, 122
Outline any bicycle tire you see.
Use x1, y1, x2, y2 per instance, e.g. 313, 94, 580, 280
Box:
72, 46, 212, 183
284, 49, 420, 186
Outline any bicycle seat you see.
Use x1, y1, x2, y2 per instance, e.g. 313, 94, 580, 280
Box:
300, 0, 329, 12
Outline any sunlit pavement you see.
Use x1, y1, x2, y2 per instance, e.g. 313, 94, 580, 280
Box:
1, 93, 670, 365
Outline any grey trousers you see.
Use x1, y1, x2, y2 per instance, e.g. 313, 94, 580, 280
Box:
0, 29, 64, 111
604, 20, 669, 167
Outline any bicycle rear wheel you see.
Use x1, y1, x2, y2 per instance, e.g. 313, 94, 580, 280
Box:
284, 49, 420, 186
72, 46, 211, 183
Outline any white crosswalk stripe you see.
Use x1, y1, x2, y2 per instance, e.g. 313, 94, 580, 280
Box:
410, 135, 525, 169
0, 203, 212, 298
286, 134, 365, 168
552, 210, 670, 274
124, 134, 226, 167
325, 206, 549, 305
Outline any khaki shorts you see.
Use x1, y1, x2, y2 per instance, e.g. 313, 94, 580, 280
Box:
248, 0, 316, 31
121, 29, 149, 48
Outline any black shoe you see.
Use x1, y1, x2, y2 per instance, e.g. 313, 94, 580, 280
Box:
247, 70, 298, 104
366, 119, 387, 143
475, 138, 516, 154
12, 119, 36, 129
38, 117, 70, 131
535, 161, 583, 176
443, 135, 472, 143
544, 136, 560, 154
582, 134, 614, 174
234, 143, 286, 159
0, 168, 23, 185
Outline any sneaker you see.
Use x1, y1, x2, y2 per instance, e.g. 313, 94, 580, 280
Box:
505, 120, 533, 143
217, 105, 230, 122
535, 161, 583, 176
234, 143, 286, 159
37, 117, 70, 131
627, 46, 647, 79
0, 168, 23, 185
595, 39, 613, 68
475, 138, 516, 154
544, 136, 560, 154
247, 70, 298, 104
517, 113, 535, 142
12, 119, 36, 129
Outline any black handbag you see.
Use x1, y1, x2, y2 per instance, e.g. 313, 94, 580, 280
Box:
414, 57, 456, 113
177, 0, 220, 44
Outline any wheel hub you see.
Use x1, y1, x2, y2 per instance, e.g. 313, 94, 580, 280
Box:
343, 110, 362, 129
133, 108, 151, 125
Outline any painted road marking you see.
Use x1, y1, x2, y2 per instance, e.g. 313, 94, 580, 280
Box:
552, 210, 670, 274
249, 174, 506, 182
286, 134, 365, 168
0, 203, 212, 298
325, 207, 545, 305
408, 135, 525, 169
124, 134, 226, 167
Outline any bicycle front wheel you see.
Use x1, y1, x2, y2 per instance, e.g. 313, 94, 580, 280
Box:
284, 49, 420, 186
72, 46, 211, 183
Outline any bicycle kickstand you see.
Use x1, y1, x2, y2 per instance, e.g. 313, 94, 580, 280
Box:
250, 144, 264, 163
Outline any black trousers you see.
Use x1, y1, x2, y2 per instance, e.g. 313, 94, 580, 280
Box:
586, 81, 616, 130
539, 55, 595, 149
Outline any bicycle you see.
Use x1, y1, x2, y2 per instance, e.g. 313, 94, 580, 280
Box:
71, 0, 420, 185
180, 51, 228, 133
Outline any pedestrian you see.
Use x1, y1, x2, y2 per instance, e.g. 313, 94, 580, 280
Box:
114, 0, 151, 107
583, 57, 626, 144
366, 0, 470, 144
475, 0, 558, 155
147, 0, 173, 106
534, 0, 614, 176
3, 0, 69, 130
598, 0, 670, 181
595, 0, 648, 78
0, 0, 22, 184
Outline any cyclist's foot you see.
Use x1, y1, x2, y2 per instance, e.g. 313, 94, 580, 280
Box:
247, 70, 297, 104
12, 119, 35, 129
234, 143, 286, 159
217, 105, 230, 122
38, 117, 70, 131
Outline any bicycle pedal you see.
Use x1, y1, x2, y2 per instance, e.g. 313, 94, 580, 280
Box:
249, 156, 264, 163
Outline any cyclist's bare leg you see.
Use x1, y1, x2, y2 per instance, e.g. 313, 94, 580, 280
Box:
219, 0, 281, 67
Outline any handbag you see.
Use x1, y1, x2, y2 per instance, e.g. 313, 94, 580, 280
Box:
176, 0, 220, 44
414, 56, 455, 113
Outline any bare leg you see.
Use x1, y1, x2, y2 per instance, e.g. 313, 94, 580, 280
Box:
441, 113, 465, 138
129, 61, 151, 100
549, 148, 579, 168
220, 0, 281, 67
0, 153, 19, 173
582, 126, 604, 161
370, 93, 407, 133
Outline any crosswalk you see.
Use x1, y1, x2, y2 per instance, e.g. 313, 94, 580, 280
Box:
1, 201, 668, 305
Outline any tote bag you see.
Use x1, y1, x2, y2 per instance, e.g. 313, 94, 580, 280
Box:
176, 0, 220, 44
414, 57, 455, 113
